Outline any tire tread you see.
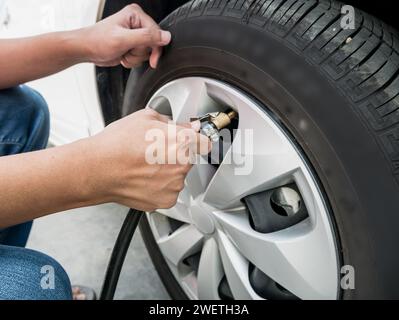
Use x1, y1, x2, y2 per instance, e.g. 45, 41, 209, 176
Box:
165, 0, 399, 180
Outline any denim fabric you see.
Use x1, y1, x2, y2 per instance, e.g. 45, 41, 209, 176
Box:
0, 85, 72, 300
0, 245, 72, 300
0, 85, 50, 247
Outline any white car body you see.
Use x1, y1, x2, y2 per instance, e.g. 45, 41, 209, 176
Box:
0, 0, 105, 146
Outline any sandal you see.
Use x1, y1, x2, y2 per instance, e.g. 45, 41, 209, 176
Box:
72, 285, 97, 300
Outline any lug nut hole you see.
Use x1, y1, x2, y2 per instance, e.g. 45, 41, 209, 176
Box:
270, 187, 301, 217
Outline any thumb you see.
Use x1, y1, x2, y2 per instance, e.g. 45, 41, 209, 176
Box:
122, 27, 171, 48
190, 120, 201, 132
194, 131, 212, 155
177, 120, 201, 131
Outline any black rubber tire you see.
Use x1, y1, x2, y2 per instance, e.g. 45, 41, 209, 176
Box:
123, 0, 399, 300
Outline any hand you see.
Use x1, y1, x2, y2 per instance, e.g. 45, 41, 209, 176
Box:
80, 4, 171, 68
90, 109, 211, 211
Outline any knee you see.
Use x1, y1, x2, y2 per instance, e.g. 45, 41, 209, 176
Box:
0, 246, 72, 300
18, 86, 50, 151
0, 86, 50, 153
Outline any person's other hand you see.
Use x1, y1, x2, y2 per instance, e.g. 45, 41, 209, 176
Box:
90, 109, 211, 212
80, 4, 171, 68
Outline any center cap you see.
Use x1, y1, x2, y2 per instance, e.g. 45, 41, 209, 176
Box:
190, 206, 215, 234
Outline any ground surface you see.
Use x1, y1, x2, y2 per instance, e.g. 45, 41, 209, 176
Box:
27, 204, 169, 300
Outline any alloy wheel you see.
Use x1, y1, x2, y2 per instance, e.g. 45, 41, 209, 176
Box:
145, 77, 340, 300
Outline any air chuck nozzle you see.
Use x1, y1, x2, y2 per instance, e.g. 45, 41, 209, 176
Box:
212, 111, 238, 130
198, 110, 238, 142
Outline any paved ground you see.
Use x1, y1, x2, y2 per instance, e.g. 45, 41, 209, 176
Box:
27, 204, 170, 300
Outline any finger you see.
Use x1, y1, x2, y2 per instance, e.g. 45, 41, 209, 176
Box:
144, 108, 172, 123
174, 129, 196, 165
176, 126, 212, 155
123, 47, 151, 65
149, 46, 162, 69
133, 5, 159, 29
129, 46, 151, 57
193, 132, 212, 155
122, 27, 171, 49
121, 50, 149, 68
133, 8, 167, 69
177, 123, 192, 129
191, 121, 201, 132
123, 5, 141, 29
177, 121, 201, 131
121, 50, 150, 68
156, 113, 172, 123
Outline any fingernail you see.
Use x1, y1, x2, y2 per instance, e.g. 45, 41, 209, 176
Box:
191, 120, 201, 132
161, 30, 172, 44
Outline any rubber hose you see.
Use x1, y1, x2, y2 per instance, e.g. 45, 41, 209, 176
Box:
100, 209, 142, 300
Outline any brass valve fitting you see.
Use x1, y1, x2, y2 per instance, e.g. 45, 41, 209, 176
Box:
196, 110, 238, 142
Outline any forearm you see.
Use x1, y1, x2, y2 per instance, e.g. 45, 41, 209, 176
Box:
0, 4, 173, 89
0, 30, 88, 89
0, 138, 107, 227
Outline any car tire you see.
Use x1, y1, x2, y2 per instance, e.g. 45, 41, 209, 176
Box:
123, 0, 399, 299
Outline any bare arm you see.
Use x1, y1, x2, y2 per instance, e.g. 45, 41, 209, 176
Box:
0, 32, 86, 89
0, 4, 171, 89
0, 138, 100, 226
0, 110, 210, 228
0, 5, 212, 227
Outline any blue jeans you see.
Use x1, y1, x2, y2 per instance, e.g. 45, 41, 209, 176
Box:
0, 86, 72, 299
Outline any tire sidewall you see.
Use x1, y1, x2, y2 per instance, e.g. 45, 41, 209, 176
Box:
124, 17, 399, 299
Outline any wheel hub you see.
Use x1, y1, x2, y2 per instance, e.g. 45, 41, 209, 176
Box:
189, 205, 215, 235
145, 77, 340, 300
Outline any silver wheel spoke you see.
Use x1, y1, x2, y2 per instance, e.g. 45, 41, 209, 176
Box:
218, 231, 262, 300
214, 211, 338, 300
148, 78, 217, 123
203, 102, 302, 209
157, 224, 204, 266
197, 238, 224, 300
156, 202, 192, 224
185, 163, 217, 200
155, 186, 193, 224
146, 77, 339, 300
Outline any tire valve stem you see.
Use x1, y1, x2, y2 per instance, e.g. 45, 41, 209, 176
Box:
194, 110, 238, 142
